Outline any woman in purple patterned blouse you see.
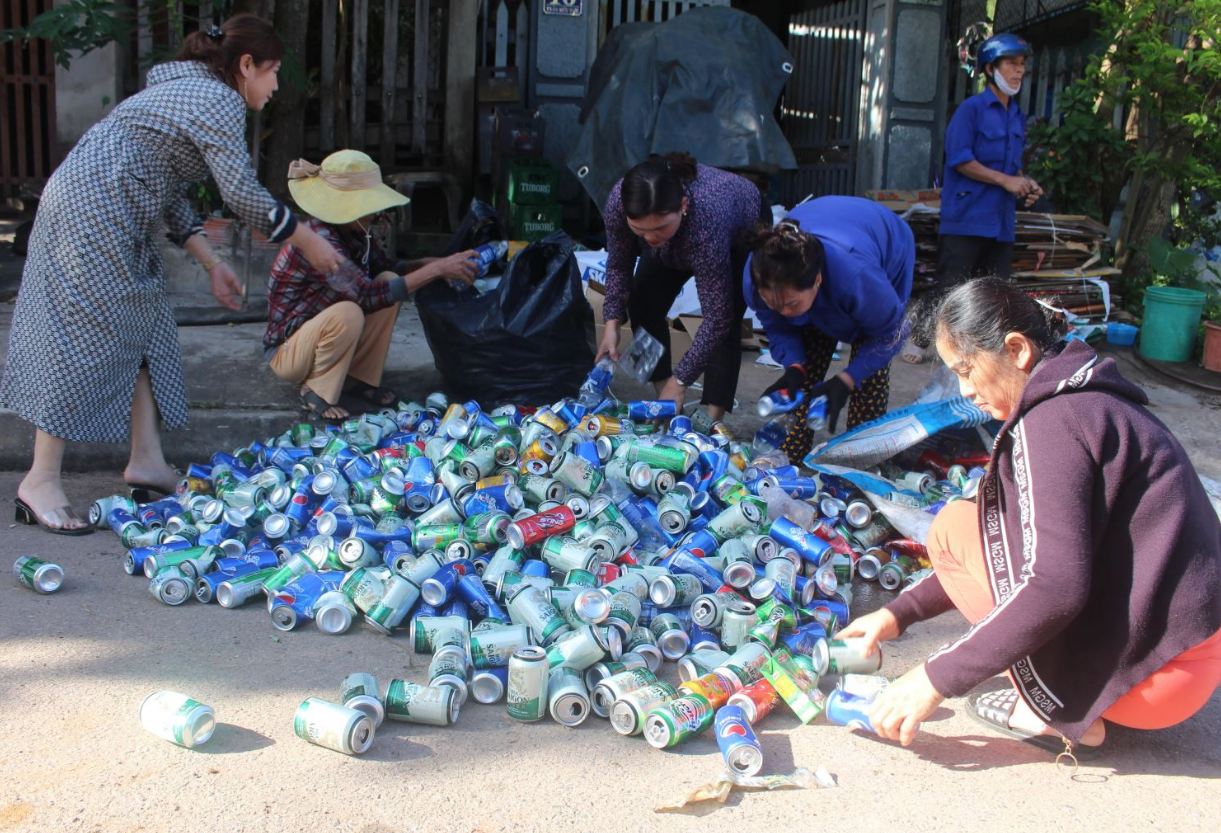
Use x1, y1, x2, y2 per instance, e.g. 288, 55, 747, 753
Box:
595, 153, 766, 419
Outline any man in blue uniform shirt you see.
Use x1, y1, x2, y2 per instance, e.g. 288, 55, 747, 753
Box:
938, 33, 1042, 285
902, 33, 1043, 364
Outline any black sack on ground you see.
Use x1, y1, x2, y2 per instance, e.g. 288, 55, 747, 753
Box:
416, 232, 594, 408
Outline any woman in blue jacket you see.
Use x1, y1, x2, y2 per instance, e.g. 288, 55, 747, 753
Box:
744, 196, 915, 462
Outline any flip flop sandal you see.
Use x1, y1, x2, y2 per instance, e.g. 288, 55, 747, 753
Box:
344, 379, 399, 407
14, 497, 95, 536
900, 340, 934, 365
966, 689, 1102, 759
299, 387, 349, 424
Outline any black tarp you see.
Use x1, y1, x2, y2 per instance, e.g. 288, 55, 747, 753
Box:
568, 7, 797, 211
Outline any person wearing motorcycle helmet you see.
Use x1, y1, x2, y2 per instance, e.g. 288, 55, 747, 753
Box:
903, 33, 1043, 364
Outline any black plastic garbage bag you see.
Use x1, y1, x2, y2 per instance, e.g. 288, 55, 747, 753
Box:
569, 7, 797, 210
443, 198, 504, 256
416, 232, 594, 407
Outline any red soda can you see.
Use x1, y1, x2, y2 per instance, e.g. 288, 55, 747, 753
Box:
726, 679, 780, 723
504, 505, 576, 550
597, 562, 621, 585
614, 550, 640, 567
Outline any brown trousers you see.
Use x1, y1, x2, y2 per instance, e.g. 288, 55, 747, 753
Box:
269, 300, 399, 405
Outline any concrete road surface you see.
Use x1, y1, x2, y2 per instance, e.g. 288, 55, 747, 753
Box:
1, 468, 1218, 833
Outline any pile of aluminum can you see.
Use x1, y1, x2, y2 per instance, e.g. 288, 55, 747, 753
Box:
91, 363, 977, 765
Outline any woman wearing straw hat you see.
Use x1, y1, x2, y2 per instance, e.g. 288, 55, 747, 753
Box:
0, 14, 345, 534
266, 149, 479, 421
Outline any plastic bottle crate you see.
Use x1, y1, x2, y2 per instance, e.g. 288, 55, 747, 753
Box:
510, 202, 563, 241
507, 161, 558, 206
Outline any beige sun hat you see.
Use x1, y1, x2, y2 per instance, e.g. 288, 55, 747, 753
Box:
287, 150, 408, 224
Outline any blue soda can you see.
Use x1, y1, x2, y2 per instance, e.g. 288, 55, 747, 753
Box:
269, 570, 345, 631
236, 548, 280, 570
441, 597, 469, 620
195, 563, 250, 603
627, 400, 679, 421
680, 528, 720, 559
420, 561, 468, 606
382, 539, 415, 567
521, 559, 550, 578
108, 508, 140, 535
456, 574, 509, 623
660, 549, 724, 593
806, 396, 829, 432
765, 476, 820, 499
768, 517, 832, 565
668, 415, 693, 436
412, 601, 441, 623
186, 462, 213, 479
688, 623, 721, 651
748, 464, 799, 482
714, 704, 764, 775
342, 454, 379, 483
782, 621, 828, 657
403, 455, 435, 487
269, 447, 309, 472
825, 689, 876, 732
471, 552, 491, 575
756, 388, 806, 418
125, 539, 195, 576
284, 479, 318, 528
553, 402, 583, 430
573, 440, 601, 469
802, 598, 850, 634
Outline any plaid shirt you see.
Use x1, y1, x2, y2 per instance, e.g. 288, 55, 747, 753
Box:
264, 217, 409, 356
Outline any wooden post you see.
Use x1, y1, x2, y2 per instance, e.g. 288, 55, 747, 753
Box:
445, 0, 479, 194
381, 0, 400, 164
351, 0, 369, 149
320, 0, 337, 151
412, 0, 430, 154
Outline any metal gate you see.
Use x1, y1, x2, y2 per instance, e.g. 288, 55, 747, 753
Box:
0, 0, 56, 200
779, 0, 867, 203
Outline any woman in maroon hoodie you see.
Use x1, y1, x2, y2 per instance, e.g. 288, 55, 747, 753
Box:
842, 278, 1221, 759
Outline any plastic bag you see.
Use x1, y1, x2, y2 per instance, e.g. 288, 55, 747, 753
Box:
619, 327, 664, 383
416, 232, 595, 408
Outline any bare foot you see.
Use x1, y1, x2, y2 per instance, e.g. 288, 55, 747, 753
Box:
123, 461, 181, 494
1009, 695, 1106, 747
17, 474, 90, 531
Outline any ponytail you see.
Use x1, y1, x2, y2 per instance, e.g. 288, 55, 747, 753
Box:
746, 218, 825, 291
177, 14, 283, 90
620, 152, 698, 219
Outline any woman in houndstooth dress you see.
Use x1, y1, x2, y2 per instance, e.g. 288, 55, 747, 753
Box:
0, 15, 342, 533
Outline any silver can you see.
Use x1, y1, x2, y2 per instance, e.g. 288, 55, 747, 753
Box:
506, 646, 549, 722
140, 690, 216, 748
609, 681, 678, 736
547, 666, 591, 727
384, 679, 460, 725
677, 648, 733, 682
293, 697, 375, 755
149, 566, 193, 606
314, 591, 358, 635
340, 672, 385, 727
592, 667, 657, 718
13, 556, 64, 594
469, 622, 532, 669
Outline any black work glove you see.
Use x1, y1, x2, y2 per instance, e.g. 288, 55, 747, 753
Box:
811, 375, 852, 434
764, 364, 808, 398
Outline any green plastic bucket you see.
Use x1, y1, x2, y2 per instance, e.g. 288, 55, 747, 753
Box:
1140, 286, 1207, 362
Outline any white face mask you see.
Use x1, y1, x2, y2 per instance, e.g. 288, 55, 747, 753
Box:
993, 70, 1021, 97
